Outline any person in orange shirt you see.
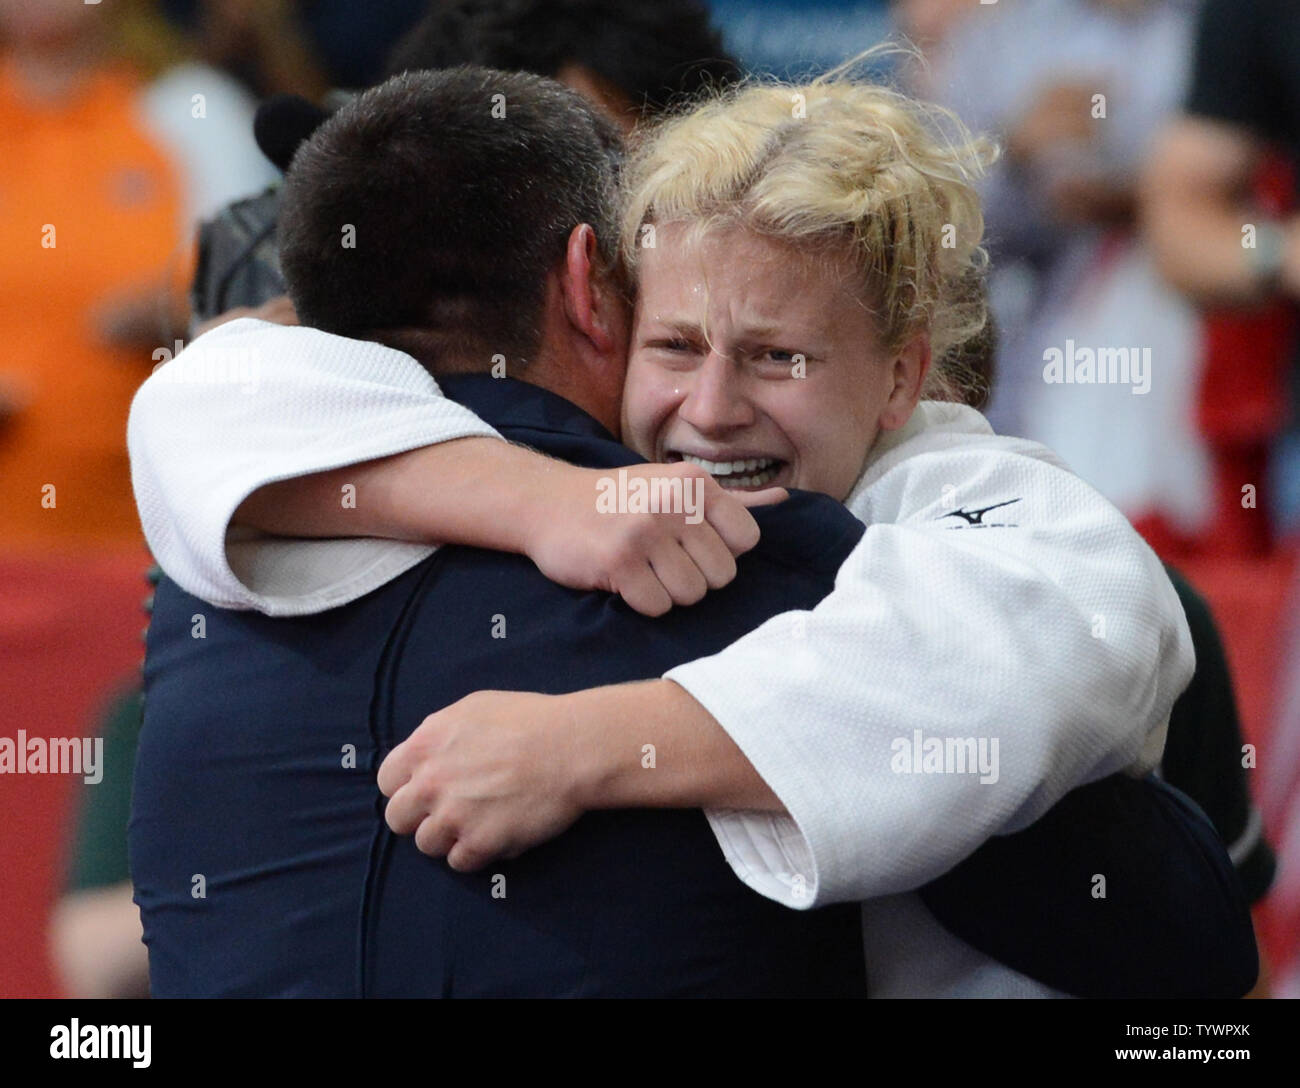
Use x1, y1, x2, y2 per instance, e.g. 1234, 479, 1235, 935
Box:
0, 0, 187, 549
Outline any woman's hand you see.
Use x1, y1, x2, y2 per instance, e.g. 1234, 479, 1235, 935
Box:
376, 681, 781, 871
523, 461, 787, 616
377, 690, 592, 872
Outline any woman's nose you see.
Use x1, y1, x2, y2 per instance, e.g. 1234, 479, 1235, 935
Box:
678, 351, 755, 434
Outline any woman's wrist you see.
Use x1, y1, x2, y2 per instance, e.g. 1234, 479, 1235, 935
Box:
562, 682, 656, 811
508, 456, 593, 560
564, 679, 782, 813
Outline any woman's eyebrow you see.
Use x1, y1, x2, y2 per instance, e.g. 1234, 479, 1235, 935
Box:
643, 318, 705, 339
641, 316, 821, 352
733, 321, 821, 347
735, 323, 785, 340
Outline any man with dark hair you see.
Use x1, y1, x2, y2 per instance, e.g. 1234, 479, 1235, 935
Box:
386, 0, 739, 128
277, 66, 622, 367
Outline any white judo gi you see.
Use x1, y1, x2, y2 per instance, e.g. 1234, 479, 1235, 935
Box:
128, 319, 1195, 996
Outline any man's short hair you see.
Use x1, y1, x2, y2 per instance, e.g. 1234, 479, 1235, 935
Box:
278, 66, 623, 369
385, 0, 739, 118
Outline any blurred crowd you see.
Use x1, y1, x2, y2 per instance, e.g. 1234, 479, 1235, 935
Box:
1, 0, 1296, 999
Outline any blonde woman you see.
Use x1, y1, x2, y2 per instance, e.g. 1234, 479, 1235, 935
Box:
130, 67, 1196, 995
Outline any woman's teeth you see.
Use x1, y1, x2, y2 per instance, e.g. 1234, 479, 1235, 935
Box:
680, 454, 781, 489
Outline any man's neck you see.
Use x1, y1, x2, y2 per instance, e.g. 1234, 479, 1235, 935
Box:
366, 328, 623, 439
523, 359, 622, 437
428, 355, 621, 439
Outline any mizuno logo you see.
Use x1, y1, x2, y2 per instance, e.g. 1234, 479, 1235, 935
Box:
939, 498, 1021, 527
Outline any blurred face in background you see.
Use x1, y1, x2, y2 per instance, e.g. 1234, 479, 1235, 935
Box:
622, 221, 925, 503
892, 0, 975, 52
0, 0, 103, 49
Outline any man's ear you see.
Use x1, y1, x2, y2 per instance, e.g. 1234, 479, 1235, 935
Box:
879, 333, 931, 431
560, 223, 619, 353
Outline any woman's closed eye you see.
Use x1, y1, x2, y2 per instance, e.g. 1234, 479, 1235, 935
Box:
643, 338, 812, 374
643, 337, 705, 368
753, 348, 813, 374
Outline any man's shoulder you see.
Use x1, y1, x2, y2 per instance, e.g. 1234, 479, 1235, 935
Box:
749, 491, 864, 576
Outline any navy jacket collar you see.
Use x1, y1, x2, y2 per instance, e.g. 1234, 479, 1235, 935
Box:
437, 375, 619, 446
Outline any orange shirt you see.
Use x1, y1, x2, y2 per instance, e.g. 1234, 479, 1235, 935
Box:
0, 59, 185, 549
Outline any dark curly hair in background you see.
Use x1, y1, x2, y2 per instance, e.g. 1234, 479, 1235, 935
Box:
386, 0, 740, 119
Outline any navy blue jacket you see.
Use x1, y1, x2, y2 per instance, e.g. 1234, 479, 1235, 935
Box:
130, 376, 1255, 997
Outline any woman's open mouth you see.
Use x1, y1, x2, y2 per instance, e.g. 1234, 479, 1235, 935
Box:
672, 452, 786, 490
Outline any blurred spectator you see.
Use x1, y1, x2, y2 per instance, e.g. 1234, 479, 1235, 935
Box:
1143, 1, 1300, 311
924, 0, 1211, 544
100, 2, 282, 318
890, 0, 974, 100
159, 0, 333, 99
0, 0, 284, 548
1144, 0, 1300, 543
388, 0, 740, 131
0, 0, 185, 546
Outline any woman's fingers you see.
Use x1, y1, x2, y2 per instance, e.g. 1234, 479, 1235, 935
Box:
732, 485, 789, 509
571, 464, 781, 615
412, 811, 458, 860
678, 522, 739, 590
647, 536, 710, 607
383, 779, 429, 837
612, 560, 674, 617
699, 483, 763, 556
376, 739, 411, 798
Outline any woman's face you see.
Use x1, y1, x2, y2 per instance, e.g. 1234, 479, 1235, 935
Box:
621, 222, 923, 503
